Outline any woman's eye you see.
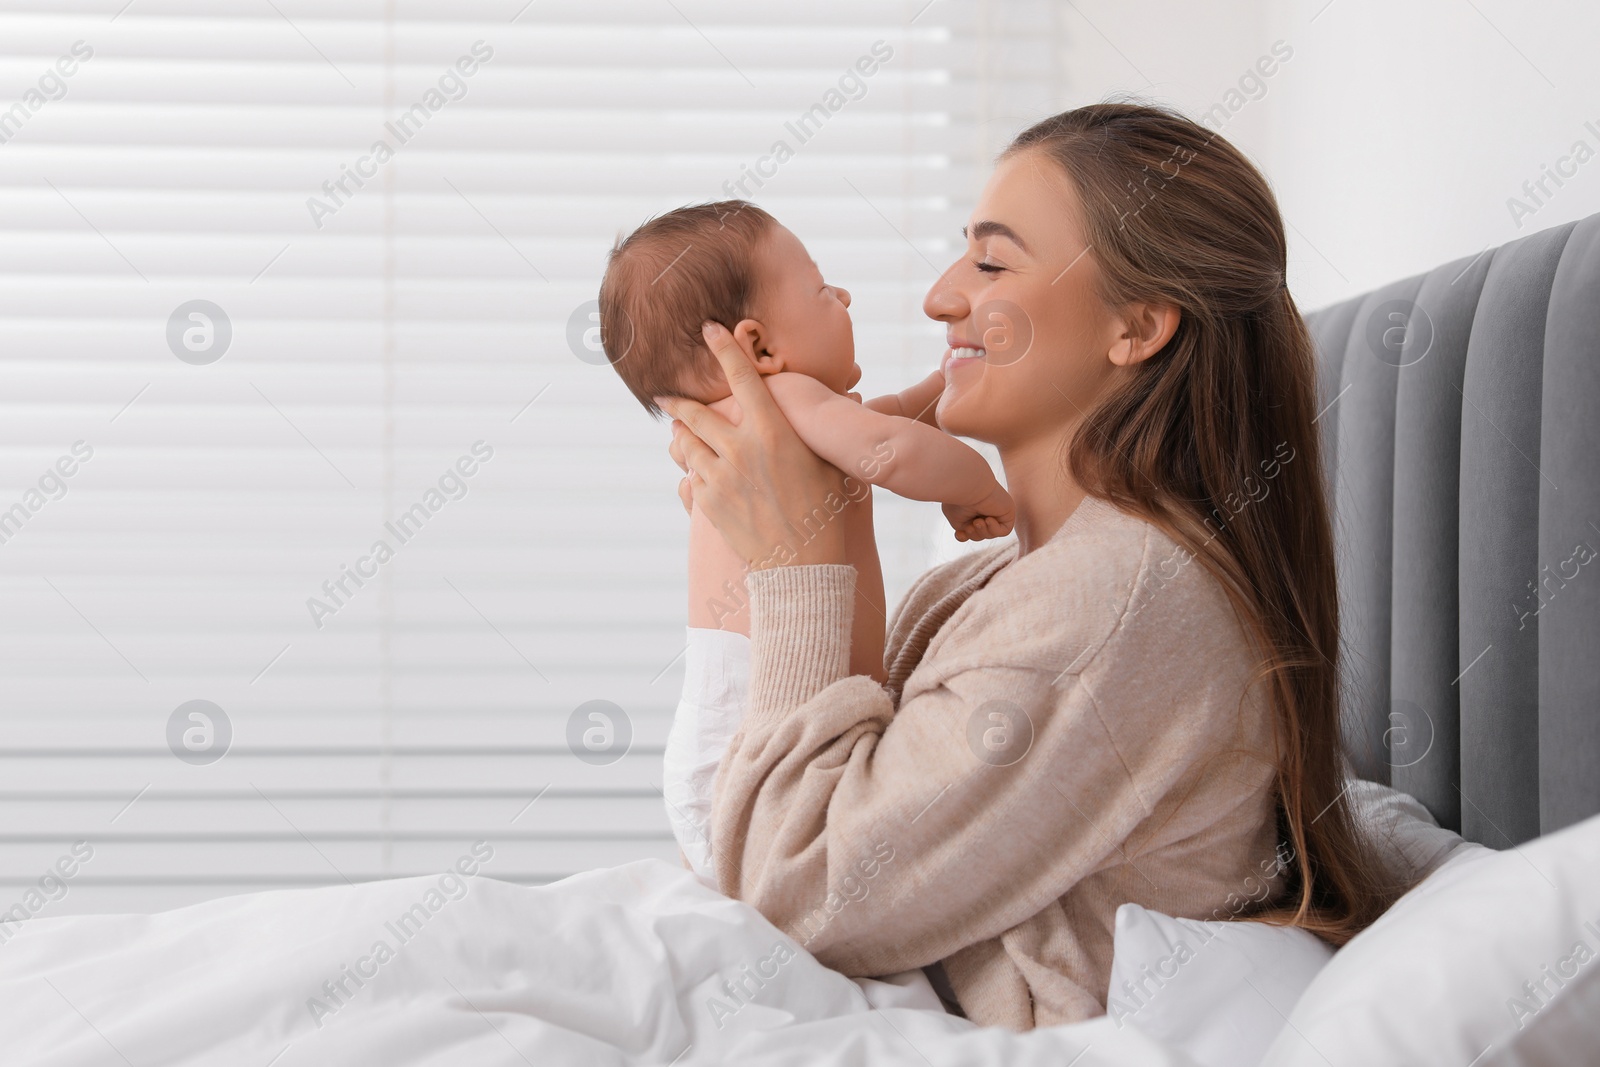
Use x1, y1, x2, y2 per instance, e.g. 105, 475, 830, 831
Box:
975, 261, 1005, 274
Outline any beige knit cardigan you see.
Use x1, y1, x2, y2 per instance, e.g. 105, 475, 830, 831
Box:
710, 494, 1285, 1030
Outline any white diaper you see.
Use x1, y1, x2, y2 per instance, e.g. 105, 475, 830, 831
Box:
662, 626, 751, 884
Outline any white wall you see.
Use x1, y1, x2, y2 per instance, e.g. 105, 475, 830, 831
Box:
1268, 0, 1600, 306
1042, 0, 1600, 308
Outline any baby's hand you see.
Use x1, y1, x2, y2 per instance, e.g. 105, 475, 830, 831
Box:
942, 483, 1015, 542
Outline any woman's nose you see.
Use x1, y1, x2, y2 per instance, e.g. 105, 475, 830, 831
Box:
923, 261, 968, 322
834, 286, 851, 308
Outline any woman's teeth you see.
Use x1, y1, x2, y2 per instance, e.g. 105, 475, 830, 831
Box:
947, 346, 985, 367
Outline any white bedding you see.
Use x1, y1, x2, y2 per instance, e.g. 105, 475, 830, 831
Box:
0, 859, 1201, 1066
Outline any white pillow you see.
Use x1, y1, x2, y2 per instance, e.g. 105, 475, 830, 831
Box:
1107, 901, 1335, 1067
1264, 812, 1600, 1065
1104, 780, 1476, 1066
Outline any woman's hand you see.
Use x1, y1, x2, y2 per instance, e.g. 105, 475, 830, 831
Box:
657, 322, 852, 570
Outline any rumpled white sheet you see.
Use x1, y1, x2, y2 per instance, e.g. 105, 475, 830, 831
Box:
0, 859, 1200, 1066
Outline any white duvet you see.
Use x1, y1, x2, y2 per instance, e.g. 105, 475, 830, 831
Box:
0, 859, 1199, 1066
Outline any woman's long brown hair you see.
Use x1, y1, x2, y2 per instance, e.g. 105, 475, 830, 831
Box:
1007, 102, 1402, 944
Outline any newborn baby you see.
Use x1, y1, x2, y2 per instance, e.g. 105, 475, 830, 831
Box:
598, 200, 1014, 878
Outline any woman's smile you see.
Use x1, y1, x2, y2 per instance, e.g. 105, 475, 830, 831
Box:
941, 334, 987, 377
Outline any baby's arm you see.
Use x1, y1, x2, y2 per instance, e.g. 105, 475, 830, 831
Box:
861, 369, 944, 426
766, 373, 1013, 540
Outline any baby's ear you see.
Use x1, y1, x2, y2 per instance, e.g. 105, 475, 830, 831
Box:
732, 318, 783, 375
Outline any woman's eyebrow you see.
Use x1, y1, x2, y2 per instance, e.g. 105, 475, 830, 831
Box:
961, 220, 1031, 254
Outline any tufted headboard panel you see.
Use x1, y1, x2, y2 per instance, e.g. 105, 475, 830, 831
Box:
1305, 213, 1600, 848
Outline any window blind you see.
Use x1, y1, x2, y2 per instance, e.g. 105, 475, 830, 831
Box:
0, 0, 1059, 916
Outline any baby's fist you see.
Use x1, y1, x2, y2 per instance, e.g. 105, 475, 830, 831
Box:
942, 484, 1015, 542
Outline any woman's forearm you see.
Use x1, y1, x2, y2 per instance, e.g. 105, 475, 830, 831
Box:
742, 564, 858, 721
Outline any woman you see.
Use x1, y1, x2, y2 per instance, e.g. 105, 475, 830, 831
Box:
658, 103, 1400, 1030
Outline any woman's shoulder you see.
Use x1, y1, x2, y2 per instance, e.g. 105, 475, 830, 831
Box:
930, 495, 1241, 676
907, 539, 1018, 600
884, 538, 1017, 658
1002, 495, 1175, 597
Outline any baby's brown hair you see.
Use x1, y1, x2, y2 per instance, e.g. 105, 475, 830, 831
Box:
598, 200, 776, 418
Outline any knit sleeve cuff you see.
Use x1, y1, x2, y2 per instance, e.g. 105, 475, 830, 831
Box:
744, 563, 857, 723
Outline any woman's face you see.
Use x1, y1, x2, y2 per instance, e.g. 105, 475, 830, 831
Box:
923, 149, 1129, 450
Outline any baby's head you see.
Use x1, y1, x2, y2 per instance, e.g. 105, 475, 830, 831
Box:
598, 200, 859, 417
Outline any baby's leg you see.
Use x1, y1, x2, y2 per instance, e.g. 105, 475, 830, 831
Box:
687, 502, 750, 635
842, 494, 889, 684
662, 626, 749, 883
664, 502, 753, 881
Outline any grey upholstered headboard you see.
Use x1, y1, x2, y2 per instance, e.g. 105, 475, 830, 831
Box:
1305, 212, 1600, 850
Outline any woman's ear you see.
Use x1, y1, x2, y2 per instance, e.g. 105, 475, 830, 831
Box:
1110, 303, 1180, 367
733, 318, 785, 374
